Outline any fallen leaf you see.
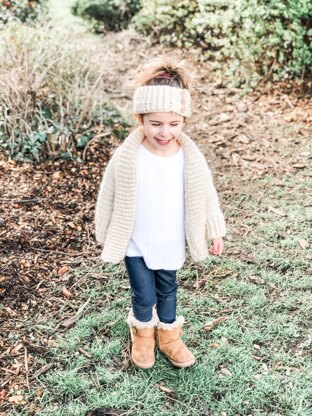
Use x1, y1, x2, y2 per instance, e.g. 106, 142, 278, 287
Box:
298, 238, 309, 249
11, 343, 24, 354
8, 395, 26, 404
52, 171, 62, 180
209, 113, 232, 126
62, 286, 73, 298
292, 164, 306, 169
220, 367, 232, 377
208, 343, 220, 348
36, 387, 43, 400
58, 265, 69, 275
236, 134, 250, 144
0, 390, 7, 400
155, 384, 173, 394
242, 155, 257, 161
22, 275, 30, 284
204, 316, 229, 332
249, 276, 265, 285
262, 363, 269, 372
218, 308, 233, 314
154, 384, 178, 400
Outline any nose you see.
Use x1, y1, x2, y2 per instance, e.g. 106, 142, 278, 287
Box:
159, 126, 170, 138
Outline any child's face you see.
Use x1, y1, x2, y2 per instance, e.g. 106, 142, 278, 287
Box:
139, 112, 185, 153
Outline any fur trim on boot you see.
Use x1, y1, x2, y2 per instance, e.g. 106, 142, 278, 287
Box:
157, 316, 195, 368
157, 316, 185, 330
127, 307, 159, 329
126, 308, 158, 369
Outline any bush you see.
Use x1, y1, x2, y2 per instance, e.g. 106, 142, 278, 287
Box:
0, 23, 130, 161
72, 0, 141, 32
133, 0, 312, 83
0, 0, 46, 27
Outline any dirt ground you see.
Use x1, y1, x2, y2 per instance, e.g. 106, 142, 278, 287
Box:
0, 30, 311, 412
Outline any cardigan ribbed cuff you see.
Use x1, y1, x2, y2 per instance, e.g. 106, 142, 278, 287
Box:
206, 213, 226, 239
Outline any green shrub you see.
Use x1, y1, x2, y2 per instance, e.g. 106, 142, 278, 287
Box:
133, 0, 312, 83
0, 0, 46, 27
0, 23, 130, 162
72, 0, 141, 32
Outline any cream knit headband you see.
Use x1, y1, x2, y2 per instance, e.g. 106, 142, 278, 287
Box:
133, 85, 192, 117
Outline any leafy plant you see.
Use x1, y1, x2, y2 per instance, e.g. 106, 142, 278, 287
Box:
133, 0, 312, 83
0, 0, 46, 27
72, 0, 141, 32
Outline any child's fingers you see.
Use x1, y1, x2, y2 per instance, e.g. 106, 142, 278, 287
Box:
217, 241, 224, 255
210, 241, 223, 256
210, 246, 220, 255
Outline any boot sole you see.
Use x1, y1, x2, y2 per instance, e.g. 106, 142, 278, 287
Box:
160, 351, 196, 368
131, 356, 155, 369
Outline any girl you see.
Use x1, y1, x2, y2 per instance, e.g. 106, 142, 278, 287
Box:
95, 58, 226, 369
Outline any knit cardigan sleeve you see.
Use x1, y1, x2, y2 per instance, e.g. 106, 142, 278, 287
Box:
205, 165, 226, 239
95, 151, 118, 245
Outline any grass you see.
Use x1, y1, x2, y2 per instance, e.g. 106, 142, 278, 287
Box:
9, 168, 312, 416
0, 19, 130, 161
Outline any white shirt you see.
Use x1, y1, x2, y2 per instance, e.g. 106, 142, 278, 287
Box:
126, 144, 185, 270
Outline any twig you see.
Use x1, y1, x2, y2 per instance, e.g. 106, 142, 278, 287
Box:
69, 275, 88, 290
0, 198, 39, 204
195, 269, 199, 290
33, 56, 64, 91
23, 340, 49, 354
78, 348, 92, 359
89, 372, 100, 390
32, 247, 94, 257
0, 367, 18, 375
31, 363, 53, 379
24, 345, 29, 389
77, 72, 103, 130
59, 94, 64, 130
60, 297, 91, 329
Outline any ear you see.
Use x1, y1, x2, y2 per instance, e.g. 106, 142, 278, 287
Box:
134, 113, 144, 125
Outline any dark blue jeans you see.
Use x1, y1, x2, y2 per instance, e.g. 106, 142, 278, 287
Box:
125, 256, 178, 324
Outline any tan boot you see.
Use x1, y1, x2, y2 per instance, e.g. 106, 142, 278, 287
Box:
157, 317, 195, 368
127, 309, 158, 369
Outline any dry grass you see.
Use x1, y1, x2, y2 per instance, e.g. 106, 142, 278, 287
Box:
0, 22, 117, 159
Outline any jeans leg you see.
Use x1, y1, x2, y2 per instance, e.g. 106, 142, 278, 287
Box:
155, 269, 178, 324
125, 256, 157, 322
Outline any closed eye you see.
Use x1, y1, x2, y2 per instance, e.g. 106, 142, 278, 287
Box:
150, 123, 180, 126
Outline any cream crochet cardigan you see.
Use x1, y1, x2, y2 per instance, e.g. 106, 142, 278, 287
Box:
95, 127, 226, 264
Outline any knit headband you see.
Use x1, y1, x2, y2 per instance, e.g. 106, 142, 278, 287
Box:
133, 85, 192, 117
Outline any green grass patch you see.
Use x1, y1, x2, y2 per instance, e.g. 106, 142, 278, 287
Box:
11, 170, 311, 416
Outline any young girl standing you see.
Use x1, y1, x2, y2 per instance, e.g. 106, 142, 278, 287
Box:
95, 58, 226, 369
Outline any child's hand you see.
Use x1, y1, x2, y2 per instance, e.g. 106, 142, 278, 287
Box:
210, 237, 224, 256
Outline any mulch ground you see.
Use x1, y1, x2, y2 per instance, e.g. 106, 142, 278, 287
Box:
0, 31, 311, 412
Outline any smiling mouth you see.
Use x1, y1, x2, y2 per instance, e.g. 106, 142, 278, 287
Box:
156, 138, 171, 145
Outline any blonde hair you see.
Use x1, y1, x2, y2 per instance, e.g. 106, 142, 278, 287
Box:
134, 57, 195, 95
